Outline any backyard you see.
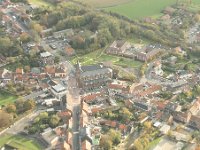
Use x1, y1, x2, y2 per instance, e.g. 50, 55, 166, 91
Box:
0, 134, 42, 150
0, 90, 18, 106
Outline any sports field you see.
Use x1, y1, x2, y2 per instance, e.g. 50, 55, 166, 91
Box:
0, 134, 42, 150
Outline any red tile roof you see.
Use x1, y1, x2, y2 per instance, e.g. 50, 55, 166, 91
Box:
91, 107, 102, 113
82, 92, 102, 103
105, 120, 117, 128
16, 68, 23, 74
45, 66, 55, 74
118, 124, 127, 131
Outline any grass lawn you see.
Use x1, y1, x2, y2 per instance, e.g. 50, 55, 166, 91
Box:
105, 0, 179, 19
28, 0, 53, 7
145, 137, 162, 150
79, 0, 131, 8
0, 134, 42, 150
99, 0, 200, 19
71, 49, 142, 68
0, 90, 18, 106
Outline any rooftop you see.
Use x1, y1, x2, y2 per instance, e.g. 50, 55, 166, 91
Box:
52, 84, 66, 93
40, 51, 52, 58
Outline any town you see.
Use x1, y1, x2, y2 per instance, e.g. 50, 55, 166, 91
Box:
0, 0, 200, 150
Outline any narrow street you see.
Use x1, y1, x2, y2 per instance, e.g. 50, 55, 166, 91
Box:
72, 105, 80, 150
66, 68, 81, 150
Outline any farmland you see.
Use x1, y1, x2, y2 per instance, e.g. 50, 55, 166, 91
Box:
80, 0, 200, 19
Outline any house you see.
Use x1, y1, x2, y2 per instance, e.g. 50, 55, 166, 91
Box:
106, 40, 131, 55
108, 81, 130, 96
55, 65, 67, 78
51, 84, 66, 99
172, 111, 191, 124
174, 47, 187, 56
40, 52, 54, 66
45, 66, 55, 77
53, 28, 74, 39
0, 69, 13, 86
118, 124, 128, 134
103, 120, 117, 128
131, 82, 161, 98
188, 115, 200, 131
65, 47, 75, 56
40, 128, 59, 148
133, 100, 151, 111
152, 61, 163, 76
75, 62, 113, 90
135, 45, 163, 62
14, 68, 24, 82
81, 140, 92, 150
167, 56, 177, 65
81, 92, 104, 104
163, 7, 176, 15
124, 99, 134, 108
159, 124, 170, 134
189, 98, 200, 115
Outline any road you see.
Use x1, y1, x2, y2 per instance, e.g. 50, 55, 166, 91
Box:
17, 90, 45, 101
0, 110, 44, 136
66, 65, 82, 150
72, 105, 81, 150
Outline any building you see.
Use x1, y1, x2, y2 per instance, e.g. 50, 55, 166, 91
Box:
188, 115, 200, 131
75, 62, 113, 90
40, 52, 54, 66
0, 69, 13, 86
51, 84, 66, 99
53, 28, 74, 39
106, 40, 131, 55
135, 45, 163, 62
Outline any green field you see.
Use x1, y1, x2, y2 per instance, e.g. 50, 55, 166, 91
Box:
81, 0, 200, 19
28, 0, 53, 7
105, 0, 178, 19
71, 49, 142, 68
0, 90, 18, 106
0, 134, 42, 150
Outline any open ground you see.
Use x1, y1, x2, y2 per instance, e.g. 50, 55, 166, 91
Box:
0, 90, 18, 106
0, 134, 42, 150
80, 0, 200, 19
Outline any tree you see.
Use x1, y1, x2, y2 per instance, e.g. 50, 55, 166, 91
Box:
15, 99, 25, 113
39, 112, 49, 120
24, 100, 35, 111
49, 115, 60, 127
0, 111, 12, 128
133, 139, 143, 150
20, 32, 31, 43
6, 104, 16, 113
119, 107, 132, 122
30, 23, 43, 33
108, 129, 121, 145
100, 135, 112, 150
54, 56, 60, 64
